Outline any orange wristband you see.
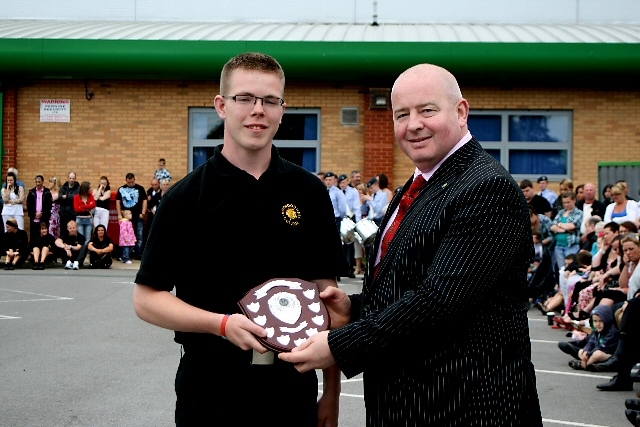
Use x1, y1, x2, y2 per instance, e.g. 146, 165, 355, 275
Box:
220, 314, 230, 339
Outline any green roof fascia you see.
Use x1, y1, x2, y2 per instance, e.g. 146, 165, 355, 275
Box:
598, 161, 640, 166
0, 38, 638, 84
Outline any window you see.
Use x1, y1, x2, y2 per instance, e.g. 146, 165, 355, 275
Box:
468, 111, 572, 182
188, 107, 321, 172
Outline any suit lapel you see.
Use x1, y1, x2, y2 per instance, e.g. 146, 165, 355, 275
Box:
366, 139, 484, 290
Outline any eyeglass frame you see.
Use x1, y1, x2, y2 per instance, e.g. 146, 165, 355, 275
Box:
222, 95, 285, 107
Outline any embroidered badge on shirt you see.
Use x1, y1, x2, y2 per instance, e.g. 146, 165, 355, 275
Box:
281, 204, 301, 226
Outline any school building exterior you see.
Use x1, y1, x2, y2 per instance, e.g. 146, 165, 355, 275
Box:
1, 13, 639, 194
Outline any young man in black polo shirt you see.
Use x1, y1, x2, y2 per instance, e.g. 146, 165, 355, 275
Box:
134, 52, 346, 427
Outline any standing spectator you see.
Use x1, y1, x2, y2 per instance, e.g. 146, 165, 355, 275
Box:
27, 175, 53, 244
92, 176, 112, 230
58, 172, 80, 237
116, 173, 147, 260
74, 181, 96, 242
361, 177, 389, 227
577, 182, 606, 235
158, 179, 170, 205
339, 173, 360, 277
55, 220, 85, 270
575, 184, 585, 203
30, 221, 55, 270
617, 179, 635, 201
604, 183, 639, 224
154, 158, 172, 182
350, 170, 362, 188
48, 176, 61, 239
602, 183, 614, 205
2, 172, 25, 231
521, 179, 552, 218
550, 192, 583, 272
377, 173, 393, 215
552, 178, 574, 218
119, 210, 136, 265
324, 171, 347, 229
537, 175, 558, 207
2, 167, 26, 192
144, 178, 162, 251
2, 217, 28, 269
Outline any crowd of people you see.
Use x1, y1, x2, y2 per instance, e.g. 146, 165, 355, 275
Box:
317, 170, 395, 279
527, 176, 640, 426
1, 160, 172, 270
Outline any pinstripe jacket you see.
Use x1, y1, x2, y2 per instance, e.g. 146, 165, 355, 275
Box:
328, 138, 542, 426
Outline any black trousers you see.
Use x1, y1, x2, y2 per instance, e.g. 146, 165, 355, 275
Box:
175, 348, 318, 427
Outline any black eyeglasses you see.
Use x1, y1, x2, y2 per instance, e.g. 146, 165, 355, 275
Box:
223, 95, 284, 107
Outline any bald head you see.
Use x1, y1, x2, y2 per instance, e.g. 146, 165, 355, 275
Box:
392, 64, 463, 106
584, 183, 597, 203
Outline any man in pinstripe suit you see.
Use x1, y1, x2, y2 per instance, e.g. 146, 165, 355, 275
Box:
280, 64, 542, 426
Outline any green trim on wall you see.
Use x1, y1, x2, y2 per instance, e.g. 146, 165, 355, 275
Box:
0, 38, 638, 84
598, 161, 640, 167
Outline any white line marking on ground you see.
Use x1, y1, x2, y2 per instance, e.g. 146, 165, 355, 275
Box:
535, 369, 611, 379
0, 288, 73, 302
0, 315, 21, 319
541, 419, 609, 427
531, 339, 561, 344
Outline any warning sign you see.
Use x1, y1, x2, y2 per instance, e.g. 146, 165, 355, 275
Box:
40, 99, 71, 122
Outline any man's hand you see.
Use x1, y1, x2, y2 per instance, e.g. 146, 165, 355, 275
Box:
320, 286, 351, 328
278, 331, 335, 372
224, 314, 269, 353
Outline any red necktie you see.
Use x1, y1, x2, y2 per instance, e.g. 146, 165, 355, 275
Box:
376, 175, 427, 275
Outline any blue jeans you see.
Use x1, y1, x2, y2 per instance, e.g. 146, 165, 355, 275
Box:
121, 246, 133, 262
132, 216, 144, 257
554, 244, 580, 273
76, 216, 93, 240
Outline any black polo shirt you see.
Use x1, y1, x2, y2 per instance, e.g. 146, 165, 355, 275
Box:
136, 144, 347, 351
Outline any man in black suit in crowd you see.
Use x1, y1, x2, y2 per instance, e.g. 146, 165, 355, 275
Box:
280, 63, 542, 425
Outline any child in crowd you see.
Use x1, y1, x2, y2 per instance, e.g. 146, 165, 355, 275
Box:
568, 305, 619, 370
533, 231, 543, 259
119, 210, 136, 264
30, 221, 55, 270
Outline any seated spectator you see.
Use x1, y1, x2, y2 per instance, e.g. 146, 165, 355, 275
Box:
87, 224, 114, 269
30, 221, 55, 270
581, 216, 602, 252
55, 220, 86, 270
568, 305, 618, 371
3, 217, 28, 270
604, 184, 639, 225
620, 221, 639, 234
596, 297, 640, 391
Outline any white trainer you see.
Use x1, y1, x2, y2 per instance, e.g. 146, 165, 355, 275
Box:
65, 260, 72, 269
72, 261, 79, 270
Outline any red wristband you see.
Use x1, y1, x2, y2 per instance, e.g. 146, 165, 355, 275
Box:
220, 314, 230, 339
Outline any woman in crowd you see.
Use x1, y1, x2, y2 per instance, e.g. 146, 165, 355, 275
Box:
552, 178, 574, 218
604, 183, 639, 225
73, 181, 96, 240
87, 224, 114, 269
92, 176, 111, 230
48, 176, 61, 239
377, 173, 393, 215
30, 221, 55, 270
602, 183, 614, 206
550, 191, 583, 273
3, 217, 28, 269
2, 172, 25, 231
575, 184, 585, 203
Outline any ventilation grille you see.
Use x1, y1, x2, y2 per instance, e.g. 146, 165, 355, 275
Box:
341, 108, 359, 126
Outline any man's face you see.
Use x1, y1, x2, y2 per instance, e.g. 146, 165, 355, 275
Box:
391, 65, 468, 172
126, 177, 136, 187
562, 196, 575, 211
351, 173, 361, 186
35, 177, 43, 189
324, 176, 335, 188
68, 173, 76, 187
67, 223, 78, 236
368, 184, 379, 194
603, 227, 618, 245
522, 186, 535, 201
339, 179, 349, 190
583, 184, 596, 202
151, 179, 160, 191
214, 69, 285, 155
538, 180, 548, 191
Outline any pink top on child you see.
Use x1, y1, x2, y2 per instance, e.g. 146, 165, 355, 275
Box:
119, 219, 136, 247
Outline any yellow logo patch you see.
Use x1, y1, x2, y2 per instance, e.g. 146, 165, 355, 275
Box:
281, 204, 301, 226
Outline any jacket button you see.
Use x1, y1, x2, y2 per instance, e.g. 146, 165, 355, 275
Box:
363, 304, 371, 314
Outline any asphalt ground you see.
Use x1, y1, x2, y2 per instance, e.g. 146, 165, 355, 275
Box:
0, 264, 635, 427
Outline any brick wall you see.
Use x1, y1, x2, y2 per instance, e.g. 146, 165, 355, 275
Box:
3, 79, 640, 199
